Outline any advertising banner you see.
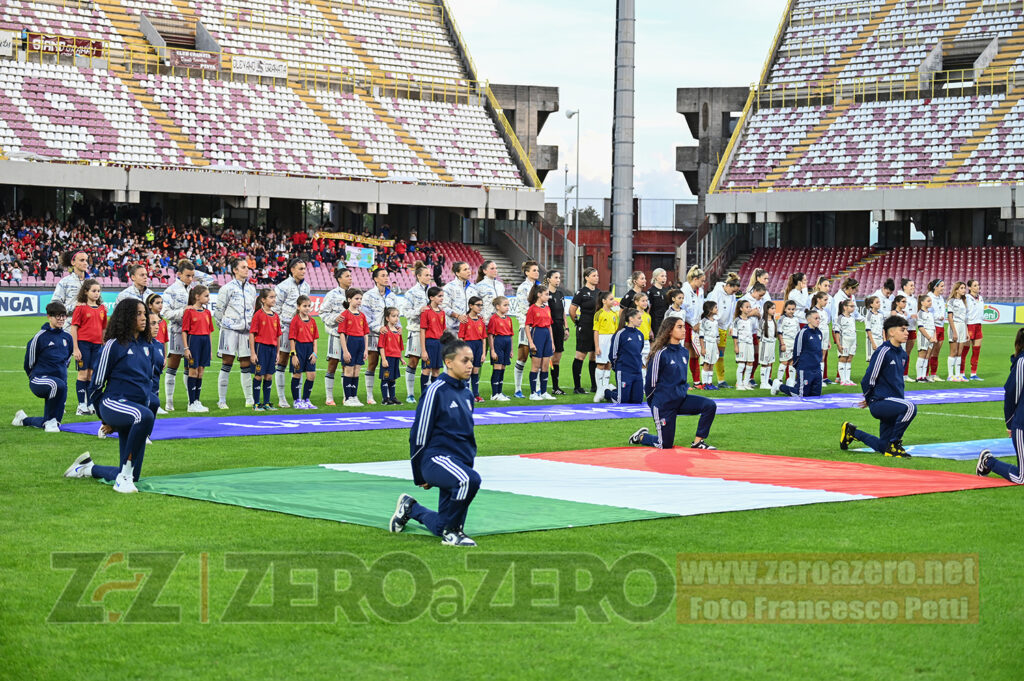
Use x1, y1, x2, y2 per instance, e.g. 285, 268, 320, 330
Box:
345, 246, 377, 269
233, 55, 288, 78
317, 231, 395, 248
0, 31, 15, 57
28, 33, 104, 58
169, 49, 220, 71
0, 291, 40, 317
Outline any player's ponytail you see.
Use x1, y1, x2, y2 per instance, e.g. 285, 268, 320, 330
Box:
701, 300, 717, 321
440, 331, 467, 361
187, 285, 208, 306
414, 260, 429, 277
841, 277, 859, 293
927, 279, 943, 294
783, 273, 805, 302
476, 260, 495, 283
761, 301, 776, 338
686, 265, 704, 284
617, 307, 641, 331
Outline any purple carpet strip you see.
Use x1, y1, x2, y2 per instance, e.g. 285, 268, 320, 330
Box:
58, 387, 1003, 441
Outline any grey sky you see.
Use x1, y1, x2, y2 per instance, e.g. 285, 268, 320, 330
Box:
447, 0, 789, 217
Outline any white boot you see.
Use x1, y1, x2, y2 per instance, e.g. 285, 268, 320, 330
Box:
113, 461, 138, 493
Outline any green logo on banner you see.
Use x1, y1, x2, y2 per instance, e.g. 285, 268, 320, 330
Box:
983, 306, 999, 322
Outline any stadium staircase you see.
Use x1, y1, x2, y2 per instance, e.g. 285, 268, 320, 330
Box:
109, 64, 210, 167
353, 87, 454, 182
823, 0, 902, 81
287, 82, 388, 178
92, 0, 152, 54
758, 101, 854, 188
930, 89, 1024, 183
832, 249, 888, 284
475, 245, 523, 289
308, 0, 387, 80
941, 0, 987, 42
722, 251, 754, 279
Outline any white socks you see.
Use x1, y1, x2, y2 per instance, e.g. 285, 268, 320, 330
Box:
325, 374, 335, 403
240, 370, 253, 404
275, 370, 287, 403
405, 367, 416, 397
364, 372, 375, 394
786, 368, 796, 387
514, 362, 525, 393
218, 370, 230, 404
164, 372, 176, 406
915, 358, 926, 380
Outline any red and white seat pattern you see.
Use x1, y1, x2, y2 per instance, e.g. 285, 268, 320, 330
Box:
737, 247, 875, 297
0, 62, 189, 165
854, 246, 1024, 300
722, 105, 830, 188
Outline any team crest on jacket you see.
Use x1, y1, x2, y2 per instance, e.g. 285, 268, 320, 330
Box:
144, 347, 150, 356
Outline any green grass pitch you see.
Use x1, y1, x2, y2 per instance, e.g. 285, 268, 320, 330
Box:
1, 315, 1022, 680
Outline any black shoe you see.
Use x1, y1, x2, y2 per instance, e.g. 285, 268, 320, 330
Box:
573, 387, 587, 395
840, 421, 856, 450
885, 441, 910, 458
552, 388, 566, 396
389, 493, 416, 533
976, 449, 992, 476
691, 440, 717, 450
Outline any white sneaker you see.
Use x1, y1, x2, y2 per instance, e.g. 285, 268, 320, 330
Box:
529, 393, 544, 401
164, 403, 174, 412
146, 438, 152, 445
770, 379, 782, 396
592, 391, 604, 403
44, 419, 61, 433
350, 397, 364, 407
493, 393, 510, 402
187, 402, 201, 413
11, 409, 26, 427
97, 424, 107, 439
63, 452, 93, 478
156, 407, 168, 415
541, 392, 556, 400
187, 402, 210, 413
278, 400, 291, 409
365, 397, 376, 405
244, 400, 255, 408
113, 472, 138, 494
441, 530, 477, 547
932, 375, 944, 382
759, 383, 771, 390
217, 402, 229, 410
76, 404, 91, 416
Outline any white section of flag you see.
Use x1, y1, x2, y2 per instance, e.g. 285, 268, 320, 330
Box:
321, 456, 873, 517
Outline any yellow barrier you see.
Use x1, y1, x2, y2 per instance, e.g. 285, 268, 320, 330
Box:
757, 0, 797, 87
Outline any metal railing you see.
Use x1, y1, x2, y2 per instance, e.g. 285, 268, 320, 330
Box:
496, 220, 578, 287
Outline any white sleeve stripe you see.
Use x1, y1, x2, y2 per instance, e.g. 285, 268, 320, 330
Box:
27, 330, 45, 369
94, 339, 116, 388
414, 381, 444, 449
868, 346, 889, 387
1015, 357, 1024, 407
650, 349, 663, 385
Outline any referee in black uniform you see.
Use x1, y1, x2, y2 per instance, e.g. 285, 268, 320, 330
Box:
647, 267, 669, 337
569, 267, 600, 393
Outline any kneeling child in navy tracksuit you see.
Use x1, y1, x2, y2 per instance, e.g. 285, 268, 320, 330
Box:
773, 308, 824, 398
14, 302, 73, 432
629, 317, 717, 450
605, 308, 645, 404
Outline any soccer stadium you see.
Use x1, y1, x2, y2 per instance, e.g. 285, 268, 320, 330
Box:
2, 0, 1023, 678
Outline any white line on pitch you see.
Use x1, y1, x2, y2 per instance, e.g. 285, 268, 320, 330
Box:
916, 410, 1004, 421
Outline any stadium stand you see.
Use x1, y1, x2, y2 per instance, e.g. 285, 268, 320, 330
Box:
736, 247, 876, 296
0, 0, 539, 192
848, 245, 1024, 300
711, 0, 1024, 195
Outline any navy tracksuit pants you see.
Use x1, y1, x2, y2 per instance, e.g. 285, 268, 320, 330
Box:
605, 370, 644, 404
853, 397, 917, 453
25, 375, 67, 428
92, 397, 155, 482
639, 394, 717, 449
409, 454, 481, 536
779, 367, 822, 397
989, 428, 1024, 484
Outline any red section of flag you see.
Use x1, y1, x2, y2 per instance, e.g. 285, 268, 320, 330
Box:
522, 448, 1013, 498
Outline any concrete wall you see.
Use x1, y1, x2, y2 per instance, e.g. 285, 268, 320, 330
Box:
707, 184, 1016, 215
0, 159, 545, 213
675, 86, 749, 226
491, 83, 560, 183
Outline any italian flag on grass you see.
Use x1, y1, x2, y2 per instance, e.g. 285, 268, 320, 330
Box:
137, 448, 1011, 535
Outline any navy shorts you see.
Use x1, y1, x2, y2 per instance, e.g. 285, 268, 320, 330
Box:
492, 335, 512, 365
423, 338, 441, 370
379, 355, 401, 382
343, 335, 365, 367
254, 342, 277, 376
466, 339, 483, 368
292, 341, 316, 373
530, 327, 553, 358
77, 340, 101, 372
187, 335, 211, 368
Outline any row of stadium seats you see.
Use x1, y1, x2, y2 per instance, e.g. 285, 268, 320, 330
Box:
737, 247, 875, 297
722, 95, 1016, 189
734, 246, 1023, 300
854, 246, 1024, 300
0, 61, 523, 186
0, 0, 464, 82
769, 0, 1024, 86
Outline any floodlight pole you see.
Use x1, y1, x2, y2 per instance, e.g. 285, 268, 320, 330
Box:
611, 0, 635, 290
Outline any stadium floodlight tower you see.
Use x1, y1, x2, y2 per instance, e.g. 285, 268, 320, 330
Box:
611, 0, 635, 290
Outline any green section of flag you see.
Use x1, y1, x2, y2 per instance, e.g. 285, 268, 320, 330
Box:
138, 466, 673, 536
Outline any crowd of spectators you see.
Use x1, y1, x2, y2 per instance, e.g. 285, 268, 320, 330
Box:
0, 201, 448, 286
